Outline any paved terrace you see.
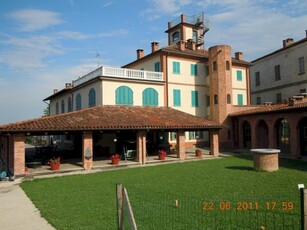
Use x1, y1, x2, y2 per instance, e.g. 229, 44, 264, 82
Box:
23, 147, 233, 179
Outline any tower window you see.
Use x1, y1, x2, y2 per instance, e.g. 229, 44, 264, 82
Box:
227, 94, 231, 104
299, 57, 305, 75
275, 65, 281, 81
255, 71, 260, 86
214, 95, 218, 104
213, 62, 217, 71
226, 61, 230, 70
172, 32, 180, 42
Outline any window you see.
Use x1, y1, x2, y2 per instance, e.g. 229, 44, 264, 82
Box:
142, 88, 158, 106
170, 132, 176, 141
154, 62, 160, 72
173, 61, 180, 74
226, 61, 230, 70
173, 89, 181, 106
275, 65, 281, 81
236, 70, 242, 81
255, 71, 260, 86
76, 94, 82, 110
191, 91, 199, 107
88, 88, 96, 107
206, 95, 210, 107
256, 97, 261, 105
205, 64, 209, 76
56, 102, 59, 114
61, 100, 65, 113
299, 57, 305, 74
172, 31, 180, 41
237, 94, 243, 105
115, 86, 133, 105
67, 97, 72, 112
189, 131, 196, 140
214, 95, 218, 104
213, 61, 217, 71
276, 93, 282, 103
190, 64, 198, 76
227, 94, 231, 104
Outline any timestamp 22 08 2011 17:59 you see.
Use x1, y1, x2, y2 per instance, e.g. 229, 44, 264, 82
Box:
202, 201, 295, 211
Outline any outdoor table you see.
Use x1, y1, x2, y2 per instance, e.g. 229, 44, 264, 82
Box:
251, 149, 280, 172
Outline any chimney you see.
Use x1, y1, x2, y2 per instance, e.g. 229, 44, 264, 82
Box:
178, 40, 186, 51
235, 52, 243, 60
65, 83, 72, 89
283, 38, 294, 48
53, 89, 58, 94
187, 39, 196, 50
181, 14, 186, 23
151, 42, 159, 53
136, 49, 144, 59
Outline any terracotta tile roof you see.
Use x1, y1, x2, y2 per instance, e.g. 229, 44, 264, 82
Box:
0, 106, 223, 133
229, 100, 307, 117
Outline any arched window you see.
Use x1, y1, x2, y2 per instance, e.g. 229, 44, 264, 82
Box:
61, 100, 65, 113
227, 94, 231, 104
55, 102, 59, 114
226, 61, 230, 70
277, 119, 290, 153
115, 86, 133, 105
67, 97, 72, 112
76, 94, 82, 110
142, 88, 158, 106
88, 88, 96, 107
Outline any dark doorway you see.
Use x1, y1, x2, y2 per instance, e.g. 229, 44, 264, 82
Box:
257, 120, 268, 148
242, 121, 251, 148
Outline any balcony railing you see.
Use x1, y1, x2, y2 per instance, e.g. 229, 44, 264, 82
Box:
73, 66, 163, 87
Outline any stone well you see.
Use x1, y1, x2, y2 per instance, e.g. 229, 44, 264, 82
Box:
251, 149, 280, 172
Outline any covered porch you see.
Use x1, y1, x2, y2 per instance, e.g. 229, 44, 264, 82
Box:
0, 105, 222, 177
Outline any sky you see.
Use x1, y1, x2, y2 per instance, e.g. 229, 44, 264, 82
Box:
0, 0, 306, 124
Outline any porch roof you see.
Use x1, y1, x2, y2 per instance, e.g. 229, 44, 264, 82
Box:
0, 105, 223, 133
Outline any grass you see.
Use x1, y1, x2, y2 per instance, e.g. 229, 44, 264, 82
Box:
20, 155, 307, 229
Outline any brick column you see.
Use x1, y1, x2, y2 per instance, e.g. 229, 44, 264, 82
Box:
82, 132, 93, 171
11, 134, 25, 176
176, 130, 185, 160
136, 130, 147, 164
210, 129, 219, 157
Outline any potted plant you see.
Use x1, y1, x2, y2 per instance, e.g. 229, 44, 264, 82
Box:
158, 149, 166, 160
47, 157, 61, 170
195, 149, 202, 158
110, 154, 120, 165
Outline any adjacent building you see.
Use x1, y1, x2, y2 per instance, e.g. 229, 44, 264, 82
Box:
250, 32, 307, 105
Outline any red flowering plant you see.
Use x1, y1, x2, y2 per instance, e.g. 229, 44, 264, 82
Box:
110, 154, 121, 160
47, 157, 61, 165
158, 149, 166, 156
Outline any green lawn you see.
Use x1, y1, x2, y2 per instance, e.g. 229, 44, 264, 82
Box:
21, 156, 307, 229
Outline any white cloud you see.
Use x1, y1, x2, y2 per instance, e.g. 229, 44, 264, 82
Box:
8, 9, 64, 32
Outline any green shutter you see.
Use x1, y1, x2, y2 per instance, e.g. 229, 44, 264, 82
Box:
142, 88, 158, 106
116, 86, 133, 105
190, 64, 198, 76
237, 70, 242, 81
154, 62, 160, 72
191, 91, 198, 107
173, 62, 180, 74
173, 89, 181, 106
237, 94, 243, 105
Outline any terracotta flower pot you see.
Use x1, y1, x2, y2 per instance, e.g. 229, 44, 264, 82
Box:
158, 154, 166, 160
50, 162, 60, 170
195, 150, 202, 158
111, 158, 120, 165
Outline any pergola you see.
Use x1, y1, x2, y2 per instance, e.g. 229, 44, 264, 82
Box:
0, 105, 223, 176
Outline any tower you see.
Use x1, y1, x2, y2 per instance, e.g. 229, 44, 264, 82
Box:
165, 12, 209, 49
209, 45, 233, 148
